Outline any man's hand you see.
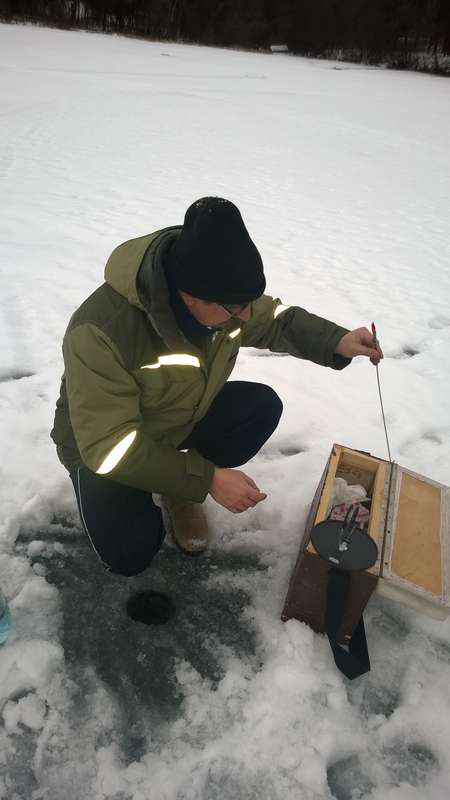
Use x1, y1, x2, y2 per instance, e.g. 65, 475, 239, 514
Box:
335, 327, 383, 365
209, 467, 267, 513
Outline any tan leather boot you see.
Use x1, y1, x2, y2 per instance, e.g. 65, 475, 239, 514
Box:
162, 496, 208, 555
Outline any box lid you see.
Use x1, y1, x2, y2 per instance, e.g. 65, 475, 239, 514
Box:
380, 466, 450, 607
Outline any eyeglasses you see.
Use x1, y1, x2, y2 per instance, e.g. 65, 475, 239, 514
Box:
218, 302, 249, 317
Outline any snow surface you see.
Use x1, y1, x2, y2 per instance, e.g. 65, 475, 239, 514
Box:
1, 22, 450, 800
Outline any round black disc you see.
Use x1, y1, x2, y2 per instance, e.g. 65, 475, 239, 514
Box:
311, 520, 378, 571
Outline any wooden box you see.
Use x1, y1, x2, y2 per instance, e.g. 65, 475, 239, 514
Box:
282, 444, 450, 643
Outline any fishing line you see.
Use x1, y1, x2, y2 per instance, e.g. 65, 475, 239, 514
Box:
371, 322, 392, 462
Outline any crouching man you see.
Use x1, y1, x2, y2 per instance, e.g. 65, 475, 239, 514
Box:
51, 197, 382, 622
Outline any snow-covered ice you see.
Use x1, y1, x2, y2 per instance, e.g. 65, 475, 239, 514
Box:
1, 22, 450, 800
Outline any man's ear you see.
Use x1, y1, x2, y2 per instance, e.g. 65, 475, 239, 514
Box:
179, 290, 196, 309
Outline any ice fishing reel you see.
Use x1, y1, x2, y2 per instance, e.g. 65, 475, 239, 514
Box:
311, 504, 378, 572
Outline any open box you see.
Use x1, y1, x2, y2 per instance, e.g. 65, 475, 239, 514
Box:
282, 444, 450, 644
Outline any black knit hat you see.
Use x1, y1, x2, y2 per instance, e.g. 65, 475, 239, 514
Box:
167, 197, 266, 304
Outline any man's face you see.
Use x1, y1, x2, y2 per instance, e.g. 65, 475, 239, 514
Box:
179, 291, 252, 327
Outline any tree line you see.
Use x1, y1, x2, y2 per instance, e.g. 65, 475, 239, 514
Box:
1, 0, 449, 73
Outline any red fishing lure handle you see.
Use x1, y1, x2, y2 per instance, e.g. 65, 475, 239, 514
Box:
371, 321, 377, 346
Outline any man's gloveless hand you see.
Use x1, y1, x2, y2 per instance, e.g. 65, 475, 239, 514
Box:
209, 467, 267, 513
335, 327, 384, 365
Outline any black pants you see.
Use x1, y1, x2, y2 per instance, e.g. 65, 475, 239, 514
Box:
71, 381, 282, 576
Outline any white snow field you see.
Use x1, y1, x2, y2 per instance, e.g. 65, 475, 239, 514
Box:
1, 21, 450, 800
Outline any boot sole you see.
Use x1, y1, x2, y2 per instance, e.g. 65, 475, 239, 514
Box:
173, 537, 207, 557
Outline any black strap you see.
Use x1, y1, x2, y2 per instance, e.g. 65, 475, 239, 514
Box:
325, 568, 370, 680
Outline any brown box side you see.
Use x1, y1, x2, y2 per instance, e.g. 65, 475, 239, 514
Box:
282, 551, 378, 643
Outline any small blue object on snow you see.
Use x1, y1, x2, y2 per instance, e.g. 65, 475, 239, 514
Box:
0, 589, 11, 645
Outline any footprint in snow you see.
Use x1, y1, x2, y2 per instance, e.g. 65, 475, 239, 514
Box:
327, 754, 374, 800
327, 741, 437, 800
257, 445, 306, 460
428, 315, 450, 330
250, 351, 289, 358
393, 347, 420, 359
382, 741, 438, 786
357, 682, 400, 719
280, 446, 305, 456
399, 430, 446, 455
423, 431, 445, 444
179, 757, 277, 800
0, 371, 35, 383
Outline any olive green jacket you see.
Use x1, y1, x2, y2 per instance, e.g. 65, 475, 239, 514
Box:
51, 227, 350, 501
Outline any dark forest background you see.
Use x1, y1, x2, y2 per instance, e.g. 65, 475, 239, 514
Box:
1, 0, 450, 73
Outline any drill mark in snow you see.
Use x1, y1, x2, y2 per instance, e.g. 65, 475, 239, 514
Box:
429, 315, 450, 330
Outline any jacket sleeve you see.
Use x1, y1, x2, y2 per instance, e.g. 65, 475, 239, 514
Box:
63, 323, 215, 501
241, 295, 351, 370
